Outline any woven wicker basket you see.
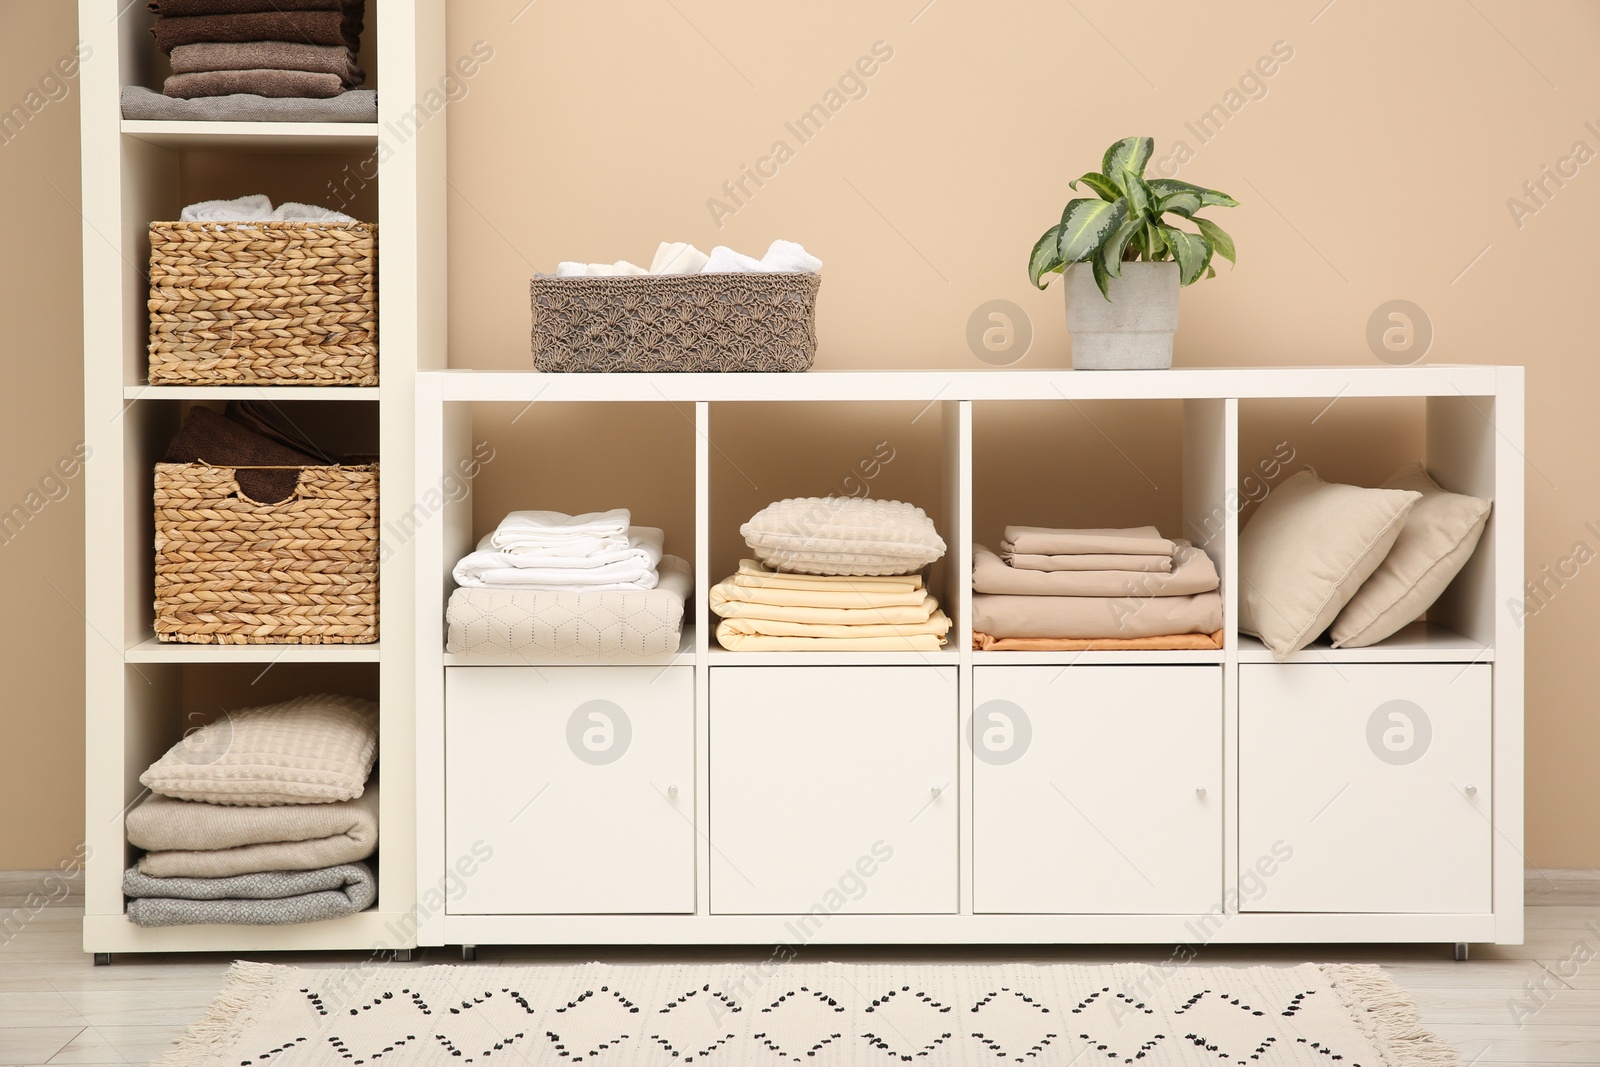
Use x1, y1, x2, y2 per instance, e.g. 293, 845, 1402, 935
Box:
153, 462, 378, 644
530, 272, 820, 372
148, 221, 378, 386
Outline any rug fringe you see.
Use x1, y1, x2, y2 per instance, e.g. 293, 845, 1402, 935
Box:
1320, 963, 1463, 1067
154, 960, 288, 1067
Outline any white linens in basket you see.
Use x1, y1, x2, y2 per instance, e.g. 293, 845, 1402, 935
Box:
453, 526, 665, 590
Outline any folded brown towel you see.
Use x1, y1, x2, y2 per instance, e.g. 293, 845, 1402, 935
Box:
149, 0, 343, 13
165, 69, 345, 99
169, 41, 364, 88
163, 406, 321, 503
150, 11, 361, 54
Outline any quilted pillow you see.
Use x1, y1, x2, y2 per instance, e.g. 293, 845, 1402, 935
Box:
741, 497, 947, 576
1331, 462, 1492, 648
140, 693, 378, 806
1238, 471, 1421, 660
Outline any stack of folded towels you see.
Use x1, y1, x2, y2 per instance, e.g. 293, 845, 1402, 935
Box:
971, 525, 1223, 651
148, 0, 367, 100
123, 694, 378, 927
711, 497, 951, 651
447, 509, 691, 659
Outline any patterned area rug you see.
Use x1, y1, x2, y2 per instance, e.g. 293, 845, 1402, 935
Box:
157, 960, 1460, 1066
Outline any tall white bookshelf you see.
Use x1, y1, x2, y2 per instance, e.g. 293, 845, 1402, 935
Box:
77, 0, 445, 958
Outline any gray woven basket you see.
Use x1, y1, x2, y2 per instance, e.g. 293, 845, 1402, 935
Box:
530, 272, 820, 372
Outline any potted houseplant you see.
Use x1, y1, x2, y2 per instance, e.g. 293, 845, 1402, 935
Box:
1029, 136, 1238, 369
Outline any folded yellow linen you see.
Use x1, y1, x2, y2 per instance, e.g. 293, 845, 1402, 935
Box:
716, 623, 945, 652
733, 559, 924, 592
1002, 551, 1173, 573
1002, 525, 1175, 556
972, 629, 1224, 651
972, 590, 1222, 639
972, 543, 1217, 597
710, 591, 939, 625
711, 578, 929, 610
716, 610, 951, 640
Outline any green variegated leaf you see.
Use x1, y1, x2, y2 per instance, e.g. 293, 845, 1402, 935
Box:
1101, 215, 1142, 278
1028, 223, 1066, 289
1102, 137, 1154, 190
1161, 225, 1213, 286
1148, 178, 1239, 209
1057, 197, 1127, 264
1193, 216, 1236, 264
1091, 253, 1113, 300
1068, 171, 1121, 202
1157, 189, 1202, 217
1125, 174, 1155, 222
1144, 220, 1167, 259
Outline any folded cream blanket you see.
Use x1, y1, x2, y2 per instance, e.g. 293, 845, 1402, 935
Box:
710, 592, 939, 626
446, 555, 691, 660
710, 578, 928, 610
1002, 525, 1175, 557
715, 625, 944, 652
972, 542, 1217, 597
972, 629, 1224, 651
730, 559, 923, 592
716, 609, 951, 641
488, 508, 631, 555
972, 590, 1223, 639
1004, 551, 1172, 573
453, 527, 664, 590
123, 863, 375, 927
128, 783, 378, 879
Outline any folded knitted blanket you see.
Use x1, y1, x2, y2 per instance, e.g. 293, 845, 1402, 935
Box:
165, 69, 346, 100
170, 42, 364, 87
150, 11, 360, 55
972, 542, 1218, 598
121, 85, 377, 123
128, 783, 378, 879
123, 863, 375, 927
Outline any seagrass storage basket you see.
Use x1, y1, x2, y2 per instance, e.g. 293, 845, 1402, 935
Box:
529, 272, 820, 372
153, 462, 378, 644
148, 221, 378, 386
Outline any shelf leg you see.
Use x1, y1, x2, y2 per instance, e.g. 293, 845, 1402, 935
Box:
462, 945, 477, 962
1453, 942, 1469, 962
393, 949, 413, 963
93, 953, 111, 967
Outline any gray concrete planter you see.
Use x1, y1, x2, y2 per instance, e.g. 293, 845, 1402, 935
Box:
1063, 260, 1180, 370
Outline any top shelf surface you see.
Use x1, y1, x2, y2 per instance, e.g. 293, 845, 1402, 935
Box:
424, 365, 1516, 404
121, 120, 378, 153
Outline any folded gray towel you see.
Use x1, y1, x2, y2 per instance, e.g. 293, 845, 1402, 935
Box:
121, 85, 376, 123
123, 862, 375, 927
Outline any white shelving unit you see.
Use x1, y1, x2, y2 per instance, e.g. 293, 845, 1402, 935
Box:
78, 0, 445, 958
414, 366, 1523, 950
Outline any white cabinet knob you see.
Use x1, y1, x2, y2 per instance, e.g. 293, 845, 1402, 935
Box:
667, 785, 679, 798
1195, 786, 1207, 798
930, 785, 942, 799
1464, 784, 1477, 796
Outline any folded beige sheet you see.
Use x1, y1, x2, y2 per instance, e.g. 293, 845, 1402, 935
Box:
711, 578, 928, 610
1003, 525, 1175, 556
716, 610, 951, 640
972, 591, 1223, 639
732, 559, 923, 592
973, 629, 1224, 651
716, 623, 946, 652
1004, 551, 1172, 573
128, 783, 378, 879
972, 543, 1217, 597
710, 591, 939, 625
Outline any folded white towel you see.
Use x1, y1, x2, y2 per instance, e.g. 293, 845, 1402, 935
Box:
555, 260, 649, 277
490, 508, 631, 555
760, 238, 822, 273
178, 194, 356, 224
650, 241, 711, 275
454, 527, 666, 590
702, 245, 767, 274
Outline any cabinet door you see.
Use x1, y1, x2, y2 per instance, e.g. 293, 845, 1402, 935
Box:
710, 666, 958, 915
445, 666, 695, 914
973, 666, 1221, 913
1239, 663, 1491, 913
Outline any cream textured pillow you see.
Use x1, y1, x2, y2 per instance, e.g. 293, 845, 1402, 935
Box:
1331, 462, 1492, 648
140, 693, 378, 806
741, 497, 947, 576
1238, 471, 1421, 660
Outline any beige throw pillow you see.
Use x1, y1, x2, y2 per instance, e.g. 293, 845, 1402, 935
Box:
1331, 462, 1492, 648
1238, 471, 1421, 660
741, 497, 947, 576
140, 693, 378, 806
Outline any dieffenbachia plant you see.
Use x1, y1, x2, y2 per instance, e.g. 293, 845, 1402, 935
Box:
1029, 136, 1239, 298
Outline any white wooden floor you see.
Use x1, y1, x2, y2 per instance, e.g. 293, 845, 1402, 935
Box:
2, 871, 1597, 1065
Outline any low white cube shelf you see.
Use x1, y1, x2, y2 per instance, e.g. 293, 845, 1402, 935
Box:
415, 366, 1523, 950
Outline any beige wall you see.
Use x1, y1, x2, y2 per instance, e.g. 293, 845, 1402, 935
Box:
4, 1, 1597, 866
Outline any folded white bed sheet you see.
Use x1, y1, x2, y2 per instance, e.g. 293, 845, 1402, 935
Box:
452, 526, 664, 589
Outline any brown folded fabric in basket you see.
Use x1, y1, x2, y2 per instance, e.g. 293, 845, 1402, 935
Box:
972, 630, 1224, 652
150, 11, 357, 54
164, 406, 322, 503
149, 0, 344, 13
165, 69, 345, 99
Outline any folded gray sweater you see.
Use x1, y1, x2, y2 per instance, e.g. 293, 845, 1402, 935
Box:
123, 862, 375, 927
